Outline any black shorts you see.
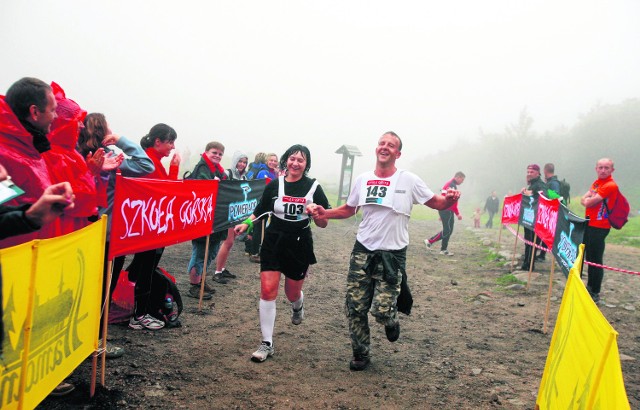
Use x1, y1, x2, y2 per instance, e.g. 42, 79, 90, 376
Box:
260, 228, 316, 280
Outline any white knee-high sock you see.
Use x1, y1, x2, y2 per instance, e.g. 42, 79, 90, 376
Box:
259, 299, 276, 344
292, 291, 304, 310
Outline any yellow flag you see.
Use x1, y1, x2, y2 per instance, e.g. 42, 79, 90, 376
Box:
0, 217, 106, 409
537, 244, 630, 409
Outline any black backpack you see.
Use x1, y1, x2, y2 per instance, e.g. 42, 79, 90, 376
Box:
149, 267, 184, 328
558, 178, 571, 204
183, 162, 205, 180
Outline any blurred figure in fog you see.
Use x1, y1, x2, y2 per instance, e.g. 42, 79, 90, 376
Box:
424, 171, 465, 256
483, 190, 499, 228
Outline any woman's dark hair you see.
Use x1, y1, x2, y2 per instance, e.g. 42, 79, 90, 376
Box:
280, 144, 311, 175
78, 112, 109, 157
140, 123, 177, 149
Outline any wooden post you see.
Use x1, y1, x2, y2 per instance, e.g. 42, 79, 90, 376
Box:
99, 259, 113, 387
198, 235, 211, 311
510, 225, 520, 271
543, 260, 556, 334
526, 233, 537, 290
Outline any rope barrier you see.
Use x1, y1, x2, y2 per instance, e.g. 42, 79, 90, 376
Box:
502, 223, 640, 276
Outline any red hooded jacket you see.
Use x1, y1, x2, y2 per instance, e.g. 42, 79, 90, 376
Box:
0, 96, 56, 248
42, 82, 98, 234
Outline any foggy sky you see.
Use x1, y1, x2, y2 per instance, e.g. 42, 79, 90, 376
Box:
1, 1, 639, 183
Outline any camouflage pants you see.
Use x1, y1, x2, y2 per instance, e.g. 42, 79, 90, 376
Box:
345, 250, 403, 357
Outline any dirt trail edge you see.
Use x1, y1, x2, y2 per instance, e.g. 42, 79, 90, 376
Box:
39, 219, 640, 409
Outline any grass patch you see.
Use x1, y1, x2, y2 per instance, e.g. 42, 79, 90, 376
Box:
607, 216, 640, 246
484, 249, 500, 261
496, 273, 526, 286
410, 205, 441, 221
567, 202, 640, 247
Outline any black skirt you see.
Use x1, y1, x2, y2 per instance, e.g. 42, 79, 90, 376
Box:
260, 227, 316, 280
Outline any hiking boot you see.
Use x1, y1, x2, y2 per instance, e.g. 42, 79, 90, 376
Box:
440, 250, 453, 256
535, 256, 546, 262
520, 263, 534, 271
385, 322, 400, 342
424, 239, 432, 250
203, 282, 216, 293
50, 382, 75, 397
212, 272, 228, 284
187, 284, 213, 300
291, 303, 304, 325
129, 314, 165, 330
251, 341, 274, 362
98, 339, 125, 359
349, 355, 371, 371
249, 254, 261, 263
221, 268, 237, 279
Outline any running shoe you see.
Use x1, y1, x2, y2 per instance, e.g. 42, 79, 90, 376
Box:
98, 339, 125, 359
291, 303, 304, 325
50, 382, 75, 397
129, 314, 165, 330
251, 341, 274, 362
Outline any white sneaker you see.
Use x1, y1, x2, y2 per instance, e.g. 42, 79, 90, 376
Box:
251, 342, 274, 362
440, 250, 454, 256
424, 239, 432, 250
129, 314, 165, 330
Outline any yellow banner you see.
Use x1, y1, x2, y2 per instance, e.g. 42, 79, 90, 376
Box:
0, 217, 106, 409
537, 244, 630, 409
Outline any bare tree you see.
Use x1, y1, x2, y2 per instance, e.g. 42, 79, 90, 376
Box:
505, 107, 534, 139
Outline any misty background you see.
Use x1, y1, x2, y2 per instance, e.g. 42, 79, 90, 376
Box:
1, 1, 639, 208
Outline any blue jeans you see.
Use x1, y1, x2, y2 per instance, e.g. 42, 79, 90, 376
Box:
188, 237, 223, 285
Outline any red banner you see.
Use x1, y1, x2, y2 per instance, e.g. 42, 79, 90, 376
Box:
501, 194, 522, 225
534, 193, 560, 248
109, 176, 218, 258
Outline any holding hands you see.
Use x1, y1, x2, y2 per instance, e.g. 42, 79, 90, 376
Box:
306, 203, 328, 227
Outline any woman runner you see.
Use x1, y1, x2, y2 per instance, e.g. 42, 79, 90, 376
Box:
234, 144, 329, 362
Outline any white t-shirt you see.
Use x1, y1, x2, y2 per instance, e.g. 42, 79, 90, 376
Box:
347, 169, 434, 250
